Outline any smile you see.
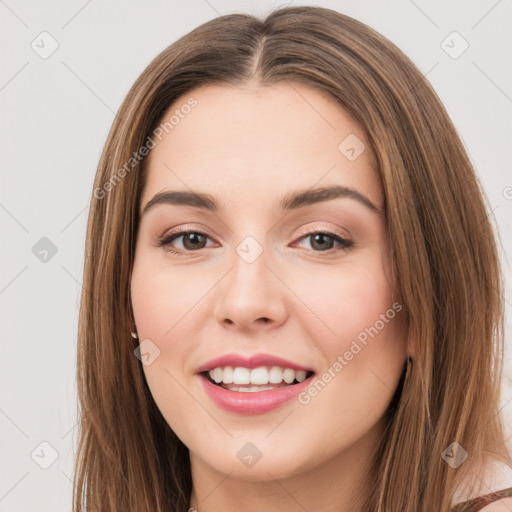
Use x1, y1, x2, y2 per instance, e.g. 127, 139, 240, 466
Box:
205, 365, 313, 390
198, 368, 316, 414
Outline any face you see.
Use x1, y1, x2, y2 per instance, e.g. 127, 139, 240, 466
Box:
130, 81, 408, 482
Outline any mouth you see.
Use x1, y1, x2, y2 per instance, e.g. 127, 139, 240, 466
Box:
197, 366, 317, 414
200, 368, 316, 393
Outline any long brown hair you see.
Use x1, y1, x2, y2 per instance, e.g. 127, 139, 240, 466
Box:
73, 6, 511, 511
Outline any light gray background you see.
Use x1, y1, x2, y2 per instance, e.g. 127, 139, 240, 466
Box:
1, 1, 511, 510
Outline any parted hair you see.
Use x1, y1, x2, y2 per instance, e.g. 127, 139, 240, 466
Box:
73, 6, 511, 511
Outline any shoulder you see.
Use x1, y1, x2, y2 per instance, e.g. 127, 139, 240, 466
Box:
451, 458, 512, 508
478, 496, 512, 511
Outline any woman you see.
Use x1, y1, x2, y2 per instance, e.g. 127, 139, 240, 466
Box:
73, 6, 512, 511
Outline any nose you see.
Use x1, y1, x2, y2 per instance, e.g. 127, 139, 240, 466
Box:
213, 240, 288, 332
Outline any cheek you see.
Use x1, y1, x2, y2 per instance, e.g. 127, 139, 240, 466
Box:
292, 257, 405, 399
290, 265, 404, 462
131, 258, 201, 434
295, 259, 406, 411
130, 257, 200, 393
130, 254, 209, 340
293, 260, 394, 349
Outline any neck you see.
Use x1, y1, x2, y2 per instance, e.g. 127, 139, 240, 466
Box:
188, 415, 386, 512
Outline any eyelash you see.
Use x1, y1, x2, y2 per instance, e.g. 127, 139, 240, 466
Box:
156, 228, 354, 256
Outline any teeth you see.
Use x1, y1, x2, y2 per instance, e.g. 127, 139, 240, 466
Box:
227, 385, 277, 392
223, 366, 234, 384
283, 368, 295, 384
249, 367, 268, 385
295, 370, 307, 382
233, 367, 250, 384
269, 366, 283, 384
212, 367, 223, 383
207, 366, 309, 386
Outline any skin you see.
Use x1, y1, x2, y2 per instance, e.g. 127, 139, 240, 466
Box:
130, 81, 410, 512
481, 500, 512, 511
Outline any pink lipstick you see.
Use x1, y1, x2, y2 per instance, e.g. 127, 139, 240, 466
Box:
195, 353, 316, 414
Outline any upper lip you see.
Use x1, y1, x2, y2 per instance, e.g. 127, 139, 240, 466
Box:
195, 353, 315, 374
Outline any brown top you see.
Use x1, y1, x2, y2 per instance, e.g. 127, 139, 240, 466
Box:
450, 487, 512, 511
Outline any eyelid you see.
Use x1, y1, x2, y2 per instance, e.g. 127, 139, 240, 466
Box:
293, 223, 351, 240
157, 225, 219, 247
159, 224, 217, 240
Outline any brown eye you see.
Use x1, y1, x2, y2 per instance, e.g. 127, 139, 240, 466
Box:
295, 231, 354, 253
179, 232, 208, 250
157, 230, 214, 254
157, 229, 354, 256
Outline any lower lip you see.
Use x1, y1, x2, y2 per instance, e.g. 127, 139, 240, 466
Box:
198, 373, 315, 414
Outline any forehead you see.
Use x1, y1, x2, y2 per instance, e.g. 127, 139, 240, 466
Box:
141, 82, 381, 212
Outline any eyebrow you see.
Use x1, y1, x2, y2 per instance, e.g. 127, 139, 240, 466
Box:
141, 184, 381, 216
